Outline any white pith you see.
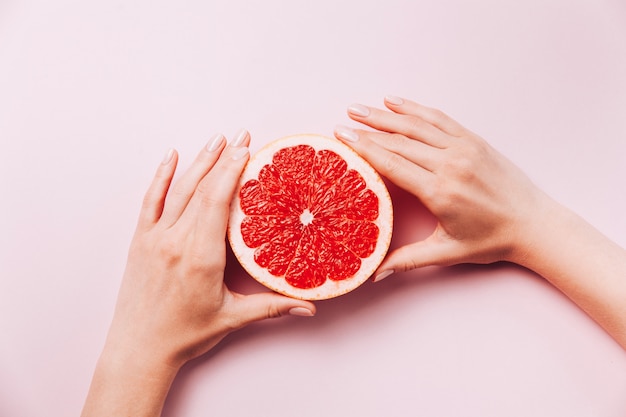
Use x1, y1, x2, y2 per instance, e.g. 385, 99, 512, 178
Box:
227, 134, 394, 300
299, 209, 314, 226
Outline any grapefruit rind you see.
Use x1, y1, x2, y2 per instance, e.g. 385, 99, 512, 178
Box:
228, 134, 393, 300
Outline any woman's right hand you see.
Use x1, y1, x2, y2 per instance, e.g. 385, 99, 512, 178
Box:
334, 96, 626, 349
333, 96, 549, 279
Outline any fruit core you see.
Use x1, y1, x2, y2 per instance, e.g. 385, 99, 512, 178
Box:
299, 209, 314, 226
238, 144, 380, 290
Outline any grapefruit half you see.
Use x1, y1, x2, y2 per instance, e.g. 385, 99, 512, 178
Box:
228, 134, 393, 300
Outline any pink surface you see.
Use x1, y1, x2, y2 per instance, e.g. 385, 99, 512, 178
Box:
1, 1, 626, 416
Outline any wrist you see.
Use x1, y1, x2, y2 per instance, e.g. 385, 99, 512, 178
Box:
504, 190, 565, 268
502, 189, 626, 349
81, 342, 181, 417
98, 341, 182, 383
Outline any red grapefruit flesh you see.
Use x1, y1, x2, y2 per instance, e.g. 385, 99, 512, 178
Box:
228, 134, 393, 300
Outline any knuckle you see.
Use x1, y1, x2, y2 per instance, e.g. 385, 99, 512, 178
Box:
441, 147, 478, 182
194, 178, 211, 196
453, 155, 476, 180
195, 181, 226, 210
382, 152, 404, 175
386, 133, 408, 150
408, 116, 427, 133
420, 180, 440, 204
425, 176, 458, 211
157, 238, 183, 264
428, 108, 447, 125
200, 192, 228, 212
266, 305, 283, 319
170, 181, 190, 199
393, 247, 421, 272
187, 249, 224, 274
434, 189, 458, 211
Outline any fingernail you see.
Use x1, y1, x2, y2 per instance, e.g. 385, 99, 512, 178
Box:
385, 95, 404, 105
232, 128, 249, 147
348, 103, 370, 117
373, 270, 394, 283
161, 148, 174, 165
206, 133, 225, 152
334, 125, 359, 143
231, 146, 249, 161
289, 307, 315, 317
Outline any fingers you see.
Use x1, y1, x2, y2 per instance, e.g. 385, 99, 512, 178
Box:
372, 231, 464, 281
183, 133, 251, 245
226, 292, 316, 330
334, 125, 435, 196
158, 132, 230, 227
347, 103, 451, 149
383, 96, 468, 137
352, 129, 440, 172
136, 148, 179, 230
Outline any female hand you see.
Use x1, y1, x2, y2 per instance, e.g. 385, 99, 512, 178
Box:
333, 97, 548, 279
334, 97, 626, 349
82, 130, 315, 417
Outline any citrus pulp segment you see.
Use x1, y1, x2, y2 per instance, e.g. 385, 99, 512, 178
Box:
228, 134, 393, 300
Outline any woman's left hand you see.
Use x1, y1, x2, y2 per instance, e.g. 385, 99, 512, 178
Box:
82, 130, 315, 417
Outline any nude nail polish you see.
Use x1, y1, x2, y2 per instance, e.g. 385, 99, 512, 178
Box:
206, 133, 225, 152
334, 125, 359, 143
385, 95, 404, 105
289, 307, 315, 317
348, 103, 370, 117
161, 148, 174, 165
232, 129, 249, 147
373, 270, 394, 283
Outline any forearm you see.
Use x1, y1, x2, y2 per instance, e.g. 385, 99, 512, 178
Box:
511, 194, 626, 347
81, 346, 180, 417
334, 96, 626, 347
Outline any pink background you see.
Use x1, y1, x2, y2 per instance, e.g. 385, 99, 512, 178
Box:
2, 0, 626, 416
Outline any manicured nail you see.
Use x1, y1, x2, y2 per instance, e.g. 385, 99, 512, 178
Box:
334, 125, 359, 143
232, 128, 249, 147
385, 95, 404, 105
373, 270, 394, 283
231, 146, 249, 161
206, 133, 225, 152
348, 103, 370, 117
289, 307, 315, 317
161, 148, 174, 165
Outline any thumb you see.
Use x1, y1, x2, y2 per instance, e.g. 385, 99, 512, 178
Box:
373, 232, 462, 282
229, 292, 316, 328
